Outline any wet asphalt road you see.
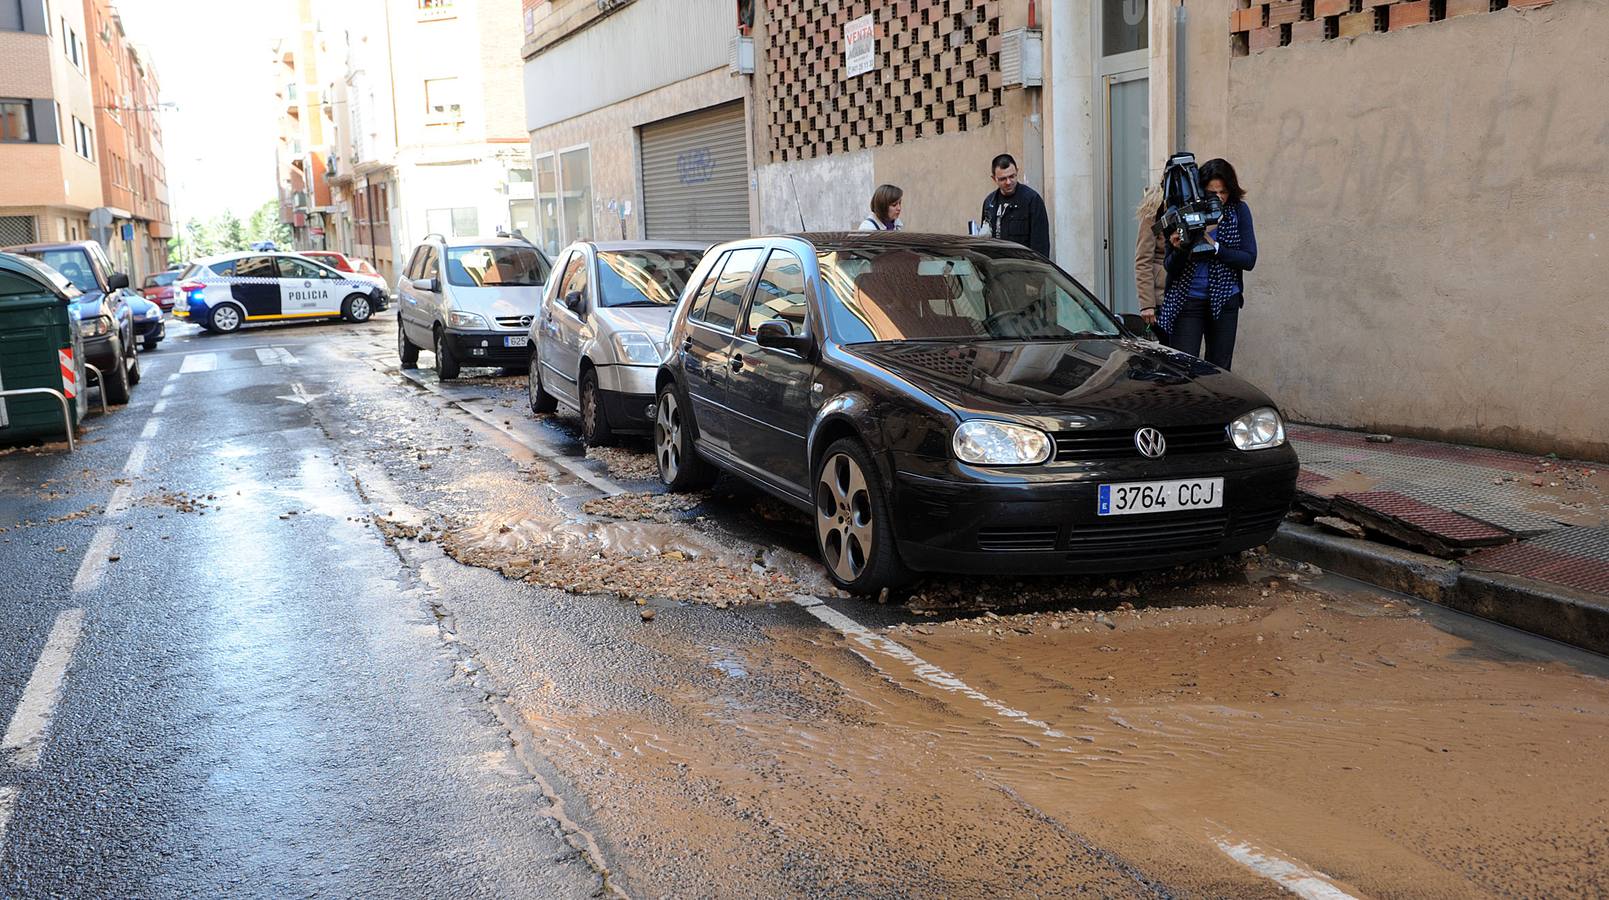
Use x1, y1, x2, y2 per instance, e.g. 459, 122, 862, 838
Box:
2, 312, 1607, 898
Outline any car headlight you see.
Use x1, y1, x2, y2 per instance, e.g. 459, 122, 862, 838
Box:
82, 315, 111, 337
611, 331, 661, 365
1230, 407, 1286, 451
953, 420, 1053, 466
447, 310, 488, 329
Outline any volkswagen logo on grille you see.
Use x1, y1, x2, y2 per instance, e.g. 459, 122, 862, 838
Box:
520, 315, 533, 328
1134, 427, 1167, 459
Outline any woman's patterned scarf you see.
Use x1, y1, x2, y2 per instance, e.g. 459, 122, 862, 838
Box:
1159, 203, 1242, 335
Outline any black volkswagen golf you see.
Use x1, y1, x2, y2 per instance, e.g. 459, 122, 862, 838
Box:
653, 233, 1298, 594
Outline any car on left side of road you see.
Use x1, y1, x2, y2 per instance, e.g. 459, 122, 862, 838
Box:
126, 293, 166, 351
140, 269, 180, 310
526, 240, 708, 444
174, 251, 386, 334
2, 239, 140, 404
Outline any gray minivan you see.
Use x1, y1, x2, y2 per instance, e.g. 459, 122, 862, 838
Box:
526, 241, 706, 444
396, 234, 551, 379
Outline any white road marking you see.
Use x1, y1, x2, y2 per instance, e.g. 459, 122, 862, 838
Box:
178, 352, 217, 373
160, 381, 177, 396
276, 347, 300, 366
122, 441, 150, 476
139, 418, 162, 441
105, 482, 134, 517
0, 787, 16, 847
151, 398, 168, 415
792, 596, 1069, 740
71, 526, 118, 594
1217, 840, 1360, 900
1, 608, 86, 769
276, 382, 325, 406
255, 347, 298, 367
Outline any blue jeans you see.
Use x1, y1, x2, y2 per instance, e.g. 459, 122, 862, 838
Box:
1166, 295, 1241, 370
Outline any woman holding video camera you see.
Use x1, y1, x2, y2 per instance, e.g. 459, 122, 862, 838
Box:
1160, 158, 1257, 370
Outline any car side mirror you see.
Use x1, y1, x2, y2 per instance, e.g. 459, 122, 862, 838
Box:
755, 320, 813, 356
563, 290, 585, 314
412, 277, 439, 293
107, 272, 130, 290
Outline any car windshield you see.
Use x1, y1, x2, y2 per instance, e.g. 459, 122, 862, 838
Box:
816, 245, 1122, 344
144, 272, 177, 288
596, 249, 702, 308
27, 249, 97, 293
445, 246, 549, 287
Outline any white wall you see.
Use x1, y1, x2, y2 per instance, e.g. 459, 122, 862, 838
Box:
523, 0, 734, 132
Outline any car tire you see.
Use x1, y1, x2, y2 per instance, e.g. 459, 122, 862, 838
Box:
813, 437, 910, 596
343, 294, 373, 323
398, 319, 420, 369
102, 340, 132, 405
434, 329, 460, 380
527, 348, 557, 413
126, 346, 141, 387
209, 303, 243, 334
142, 336, 160, 352
655, 382, 716, 491
579, 368, 615, 446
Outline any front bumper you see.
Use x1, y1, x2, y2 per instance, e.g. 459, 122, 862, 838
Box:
443, 329, 530, 366
135, 317, 165, 341
594, 364, 657, 431
80, 332, 118, 369
889, 448, 1299, 575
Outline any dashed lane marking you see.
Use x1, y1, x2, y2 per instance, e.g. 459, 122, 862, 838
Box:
1216, 839, 1361, 900
178, 352, 217, 374
70, 526, 118, 594
139, 417, 162, 441
255, 347, 299, 367
151, 398, 168, 415
0, 787, 16, 847
1, 608, 86, 770
122, 439, 150, 476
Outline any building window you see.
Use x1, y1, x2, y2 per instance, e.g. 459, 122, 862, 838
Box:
426, 207, 478, 238
533, 154, 560, 256
418, 0, 454, 21
64, 25, 82, 69
424, 78, 461, 124
0, 100, 34, 142
559, 146, 594, 245
71, 116, 93, 159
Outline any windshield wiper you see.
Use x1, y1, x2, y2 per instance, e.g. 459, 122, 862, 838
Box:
606, 300, 671, 308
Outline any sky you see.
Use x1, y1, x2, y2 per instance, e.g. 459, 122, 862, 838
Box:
113, 0, 295, 224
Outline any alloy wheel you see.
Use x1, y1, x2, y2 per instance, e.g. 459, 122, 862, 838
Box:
351, 297, 371, 321
655, 392, 681, 484
816, 453, 874, 583
213, 305, 240, 332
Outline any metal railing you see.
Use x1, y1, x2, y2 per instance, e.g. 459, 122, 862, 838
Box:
0, 388, 75, 451
82, 363, 110, 415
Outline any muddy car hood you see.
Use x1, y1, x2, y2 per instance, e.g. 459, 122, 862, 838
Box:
845, 338, 1273, 429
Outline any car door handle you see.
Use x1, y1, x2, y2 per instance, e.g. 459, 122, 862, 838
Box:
682, 337, 694, 352
730, 353, 745, 372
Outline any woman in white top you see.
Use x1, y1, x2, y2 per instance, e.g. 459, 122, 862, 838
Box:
857, 184, 904, 231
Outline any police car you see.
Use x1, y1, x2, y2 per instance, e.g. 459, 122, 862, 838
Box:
174, 251, 388, 334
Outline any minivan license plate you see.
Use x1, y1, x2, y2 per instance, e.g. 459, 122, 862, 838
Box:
504, 335, 529, 348
1098, 477, 1224, 516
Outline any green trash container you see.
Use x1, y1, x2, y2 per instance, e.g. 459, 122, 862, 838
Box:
0, 251, 87, 447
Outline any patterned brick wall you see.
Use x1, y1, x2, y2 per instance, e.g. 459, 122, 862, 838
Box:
1231, 0, 1555, 55
765, 0, 1003, 163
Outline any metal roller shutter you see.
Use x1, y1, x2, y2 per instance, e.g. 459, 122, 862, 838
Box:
639, 102, 751, 242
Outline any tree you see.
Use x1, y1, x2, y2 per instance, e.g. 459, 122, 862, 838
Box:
245, 201, 293, 250
168, 200, 293, 265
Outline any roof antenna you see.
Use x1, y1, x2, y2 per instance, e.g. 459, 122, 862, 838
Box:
787, 170, 809, 232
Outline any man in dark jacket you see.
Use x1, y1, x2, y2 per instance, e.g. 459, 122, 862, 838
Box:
980, 154, 1051, 259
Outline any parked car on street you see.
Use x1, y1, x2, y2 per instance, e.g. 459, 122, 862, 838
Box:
526, 240, 707, 444
3, 240, 140, 404
653, 232, 1298, 594
141, 269, 180, 310
126, 293, 166, 351
396, 234, 551, 380
301, 251, 392, 301
174, 251, 387, 334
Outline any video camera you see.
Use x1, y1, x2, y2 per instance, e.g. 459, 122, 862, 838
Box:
1153, 152, 1223, 260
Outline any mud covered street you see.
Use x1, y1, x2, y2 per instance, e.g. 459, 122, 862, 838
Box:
3, 314, 1607, 898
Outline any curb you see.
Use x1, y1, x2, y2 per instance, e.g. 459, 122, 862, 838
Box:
1271, 522, 1609, 656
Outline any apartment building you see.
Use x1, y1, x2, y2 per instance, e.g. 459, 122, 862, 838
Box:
273, 0, 338, 252
0, 0, 103, 248
83, 0, 172, 278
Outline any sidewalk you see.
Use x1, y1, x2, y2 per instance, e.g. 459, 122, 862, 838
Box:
1271, 425, 1609, 654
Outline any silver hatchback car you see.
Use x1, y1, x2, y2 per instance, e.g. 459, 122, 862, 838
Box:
526, 241, 707, 444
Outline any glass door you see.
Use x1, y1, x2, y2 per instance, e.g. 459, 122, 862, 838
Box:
1105, 70, 1149, 315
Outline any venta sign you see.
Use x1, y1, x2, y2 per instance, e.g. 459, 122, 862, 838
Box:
845, 14, 875, 79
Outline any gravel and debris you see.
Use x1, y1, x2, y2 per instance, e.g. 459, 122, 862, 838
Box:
582, 491, 706, 523
585, 445, 660, 480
